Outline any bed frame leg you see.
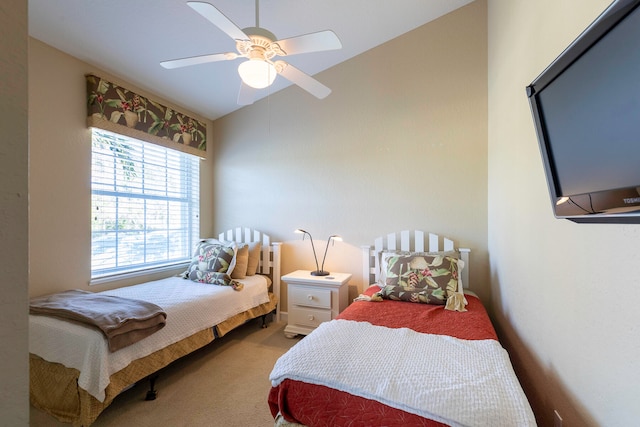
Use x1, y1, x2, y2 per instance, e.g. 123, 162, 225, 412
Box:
260, 309, 276, 328
145, 375, 158, 401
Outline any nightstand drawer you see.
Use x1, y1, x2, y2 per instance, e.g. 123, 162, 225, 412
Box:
282, 270, 352, 338
290, 286, 331, 309
289, 307, 332, 328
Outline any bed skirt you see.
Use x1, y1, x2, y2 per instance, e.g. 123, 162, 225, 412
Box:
30, 293, 277, 426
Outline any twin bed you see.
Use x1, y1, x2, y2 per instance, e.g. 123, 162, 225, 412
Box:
30, 227, 535, 426
29, 227, 281, 427
268, 230, 537, 426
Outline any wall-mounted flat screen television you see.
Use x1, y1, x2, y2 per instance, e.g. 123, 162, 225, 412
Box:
526, 0, 640, 223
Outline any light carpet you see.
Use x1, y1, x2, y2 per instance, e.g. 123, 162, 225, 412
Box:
30, 319, 299, 427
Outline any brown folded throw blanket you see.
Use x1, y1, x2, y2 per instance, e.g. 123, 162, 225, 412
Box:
30, 289, 167, 352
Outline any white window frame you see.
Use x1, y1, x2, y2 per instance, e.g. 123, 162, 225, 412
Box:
90, 128, 200, 283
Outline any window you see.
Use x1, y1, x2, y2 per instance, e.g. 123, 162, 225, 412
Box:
91, 128, 200, 281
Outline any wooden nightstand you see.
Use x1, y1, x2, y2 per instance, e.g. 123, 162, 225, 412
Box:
282, 270, 351, 338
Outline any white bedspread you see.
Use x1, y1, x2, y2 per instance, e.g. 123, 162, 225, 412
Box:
270, 319, 536, 427
30, 275, 270, 402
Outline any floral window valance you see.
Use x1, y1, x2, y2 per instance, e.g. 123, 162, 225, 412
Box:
86, 74, 207, 157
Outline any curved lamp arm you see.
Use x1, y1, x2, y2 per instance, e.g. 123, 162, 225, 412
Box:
319, 234, 342, 275
295, 229, 342, 276
294, 229, 321, 274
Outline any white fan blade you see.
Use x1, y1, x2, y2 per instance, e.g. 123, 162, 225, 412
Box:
187, 1, 249, 41
275, 30, 342, 56
237, 82, 257, 105
160, 52, 237, 69
277, 61, 331, 99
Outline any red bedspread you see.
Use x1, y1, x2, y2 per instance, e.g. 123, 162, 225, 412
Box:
268, 287, 499, 426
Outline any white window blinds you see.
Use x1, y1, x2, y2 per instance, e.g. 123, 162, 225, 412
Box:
91, 128, 200, 280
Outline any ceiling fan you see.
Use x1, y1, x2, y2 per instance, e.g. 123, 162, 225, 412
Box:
161, 1, 342, 105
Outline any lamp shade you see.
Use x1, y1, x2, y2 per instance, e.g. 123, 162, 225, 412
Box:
238, 59, 277, 89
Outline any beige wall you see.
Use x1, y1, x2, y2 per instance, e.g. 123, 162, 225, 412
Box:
26, 1, 640, 425
211, 1, 488, 308
0, 0, 29, 424
488, 0, 640, 426
27, 39, 216, 297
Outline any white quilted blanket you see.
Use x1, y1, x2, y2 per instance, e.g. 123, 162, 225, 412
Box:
30, 275, 270, 402
270, 319, 536, 427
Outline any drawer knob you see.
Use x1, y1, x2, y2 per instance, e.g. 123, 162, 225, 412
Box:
308, 315, 315, 321
307, 295, 314, 301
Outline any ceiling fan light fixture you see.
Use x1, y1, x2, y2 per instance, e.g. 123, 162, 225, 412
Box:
162, 1, 342, 104
238, 59, 276, 89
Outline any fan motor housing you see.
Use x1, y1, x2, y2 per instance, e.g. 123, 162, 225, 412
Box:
237, 27, 285, 59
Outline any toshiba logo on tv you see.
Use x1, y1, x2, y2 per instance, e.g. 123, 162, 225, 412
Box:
623, 197, 640, 204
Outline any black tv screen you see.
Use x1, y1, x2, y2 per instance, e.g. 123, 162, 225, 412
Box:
526, 0, 640, 223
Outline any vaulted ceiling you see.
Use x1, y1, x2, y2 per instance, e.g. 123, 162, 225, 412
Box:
29, 0, 474, 120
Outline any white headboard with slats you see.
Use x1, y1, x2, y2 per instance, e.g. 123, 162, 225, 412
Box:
218, 227, 282, 319
361, 230, 470, 291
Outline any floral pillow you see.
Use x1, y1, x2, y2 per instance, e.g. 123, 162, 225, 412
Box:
377, 250, 459, 288
375, 253, 464, 305
182, 240, 243, 290
376, 285, 447, 305
187, 270, 243, 291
